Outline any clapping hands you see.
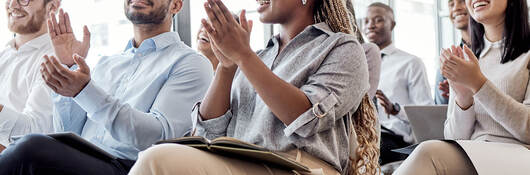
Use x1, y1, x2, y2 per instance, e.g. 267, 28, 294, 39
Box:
201, 0, 253, 69
47, 9, 91, 67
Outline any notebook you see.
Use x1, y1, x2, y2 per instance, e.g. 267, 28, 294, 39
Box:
157, 136, 311, 173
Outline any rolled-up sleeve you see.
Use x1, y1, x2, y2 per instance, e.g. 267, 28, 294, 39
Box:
192, 103, 232, 140
284, 41, 369, 138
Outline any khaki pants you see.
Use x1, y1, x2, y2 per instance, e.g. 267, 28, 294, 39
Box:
393, 140, 478, 175
129, 144, 340, 175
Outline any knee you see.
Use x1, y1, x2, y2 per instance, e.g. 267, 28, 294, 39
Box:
4, 134, 53, 157
133, 144, 203, 174
413, 140, 449, 159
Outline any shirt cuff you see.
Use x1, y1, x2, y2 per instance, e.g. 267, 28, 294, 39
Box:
0, 106, 20, 146
192, 103, 232, 139
283, 92, 338, 138
73, 80, 107, 121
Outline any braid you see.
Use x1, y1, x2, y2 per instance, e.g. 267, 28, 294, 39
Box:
314, 0, 353, 34
344, 0, 365, 43
351, 95, 380, 175
314, 1, 380, 175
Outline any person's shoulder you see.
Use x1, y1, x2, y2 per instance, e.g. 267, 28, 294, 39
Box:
394, 48, 423, 63
312, 23, 360, 45
362, 42, 380, 52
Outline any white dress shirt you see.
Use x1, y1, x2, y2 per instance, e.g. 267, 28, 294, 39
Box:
378, 43, 433, 143
0, 34, 54, 146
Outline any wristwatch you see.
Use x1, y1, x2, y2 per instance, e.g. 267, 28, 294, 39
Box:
392, 103, 401, 114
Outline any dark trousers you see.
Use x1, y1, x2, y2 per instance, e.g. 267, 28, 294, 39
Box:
0, 134, 135, 175
380, 131, 410, 165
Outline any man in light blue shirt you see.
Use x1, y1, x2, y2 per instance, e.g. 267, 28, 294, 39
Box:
0, 0, 213, 174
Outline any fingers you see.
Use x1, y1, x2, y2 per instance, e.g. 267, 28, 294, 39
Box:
73, 54, 90, 74
248, 20, 253, 34
40, 68, 59, 92
42, 56, 67, 87
50, 11, 61, 36
201, 19, 216, 36
65, 12, 73, 33
204, 1, 224, 31
47, 19, 57, 38
239, 10, 249, 31
58, 9, 67, 34
215, 0, 237, 25
463, 45, 479, 63
47, 55, 74, 79
82, 25, 91, 48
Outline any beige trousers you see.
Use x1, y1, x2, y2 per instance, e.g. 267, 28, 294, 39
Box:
128, 144, 340, 175
393, 140, 478, 175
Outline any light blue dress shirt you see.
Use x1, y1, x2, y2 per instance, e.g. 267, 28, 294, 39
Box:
52, 32, 213, 160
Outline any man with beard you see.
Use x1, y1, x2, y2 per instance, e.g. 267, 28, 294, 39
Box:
434, 0, 471, 104
0, 0, 213, 174
0, 0, 60, 152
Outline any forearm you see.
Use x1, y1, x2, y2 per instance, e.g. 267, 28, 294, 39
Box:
444, 89, 476, 140
455, 93, 474, 110
474, 81, 530, 143
237, 52, 311, 125
199, 67, 237, 120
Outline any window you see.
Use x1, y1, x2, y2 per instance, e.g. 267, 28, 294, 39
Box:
0, 2, 13, 43
189, 0, 267, 51
393, 0, 437, 90
62, 0, 133, 67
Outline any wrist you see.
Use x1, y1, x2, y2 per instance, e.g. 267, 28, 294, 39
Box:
217, 65, 237, 75
455, 95, 473, 110
233, 48, 256, 67
391, 103, 400, 115
471, 75, 487, 94
0, 104, 3, 112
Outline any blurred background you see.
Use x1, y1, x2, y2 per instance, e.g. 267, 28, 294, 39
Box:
1, 0, 529, 97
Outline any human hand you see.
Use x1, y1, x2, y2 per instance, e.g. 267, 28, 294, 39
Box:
376, 90, 399, 116
439, 80, 450, 99
40, 54, 91, 97
48, 9, 91, 67
201, 0, 254, 65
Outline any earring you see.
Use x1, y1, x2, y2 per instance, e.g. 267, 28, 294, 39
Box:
302, 0, 307, 5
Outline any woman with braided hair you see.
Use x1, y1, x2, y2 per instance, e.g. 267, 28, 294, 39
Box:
129, 0, 379, 174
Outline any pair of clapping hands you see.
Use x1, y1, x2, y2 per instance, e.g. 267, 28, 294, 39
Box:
440, 45, 488, 104
41, 0, 254, 97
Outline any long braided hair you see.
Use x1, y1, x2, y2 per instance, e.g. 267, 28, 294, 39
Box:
314, 0, 379, 174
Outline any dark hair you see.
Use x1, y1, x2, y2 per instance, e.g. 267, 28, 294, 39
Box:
469, 0, 530, 63
367, 2, 394, 21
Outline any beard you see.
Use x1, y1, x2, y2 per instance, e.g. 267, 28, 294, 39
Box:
125, 0, 169, 25
8, 7, 46, 34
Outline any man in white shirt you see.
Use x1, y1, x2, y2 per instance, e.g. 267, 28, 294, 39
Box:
363, 2, 433, 165
0, 0, 61, 151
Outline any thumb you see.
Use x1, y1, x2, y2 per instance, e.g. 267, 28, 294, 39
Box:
248, 20, 253, 34
73, 54, 90, 74
463, 45, 479, 63
82, 25, 91, 47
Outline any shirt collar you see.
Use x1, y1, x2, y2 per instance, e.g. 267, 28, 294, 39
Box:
5, 34, 50, 51
480, 35, 504, 58
125, 32, 180, 53
380, 43, 397, 56
266, 22, 332, 48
